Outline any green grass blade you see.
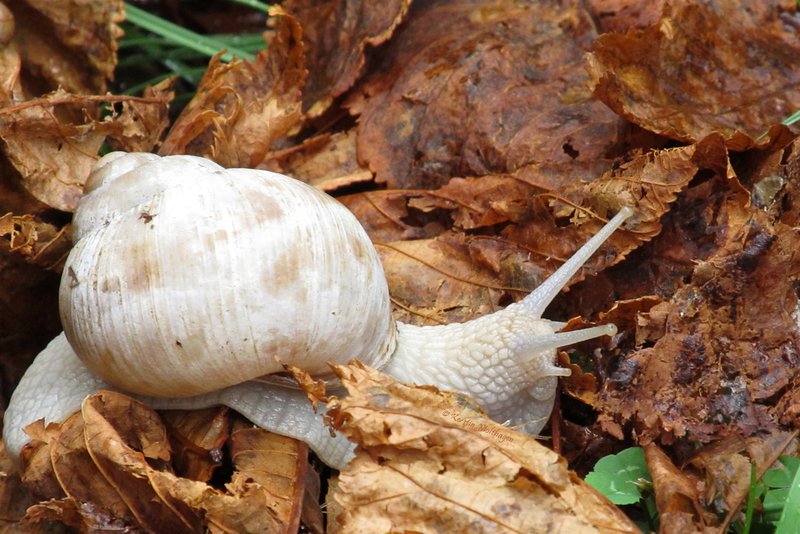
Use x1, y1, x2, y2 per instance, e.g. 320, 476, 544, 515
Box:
781, 110, 800, 127
226, 0, 272, 14
124, 3, 255, 62
743, 463, 756, 534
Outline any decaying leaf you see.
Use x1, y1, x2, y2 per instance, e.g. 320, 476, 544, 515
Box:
325, 361, 639, 533
161, 6, 305, 168
6, 0, 124, 95
284, 0, 412, 116
588, 0, 800, 150
0, 90, 173, 211
18, 391, 315, 533
0, 212, 71, 270
587, 0, 666, 33
360, 138, 711, 325
161, 407, 231, 483
644, 443, 713, 533
596, 199, 800, 444
347, 0, 625, 190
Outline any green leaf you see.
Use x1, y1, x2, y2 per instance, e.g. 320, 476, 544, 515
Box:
763, 456, 800, 488
585, 447, 652, 505
774, 457, 800, 534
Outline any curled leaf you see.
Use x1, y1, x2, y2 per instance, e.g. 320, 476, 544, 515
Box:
326, 361, 639, 533
161, 6, 305, 168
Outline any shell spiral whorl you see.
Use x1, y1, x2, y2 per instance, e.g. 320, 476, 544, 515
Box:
60, 153, 397, 398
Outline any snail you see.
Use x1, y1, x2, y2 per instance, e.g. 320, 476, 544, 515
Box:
3, 152, 633, 470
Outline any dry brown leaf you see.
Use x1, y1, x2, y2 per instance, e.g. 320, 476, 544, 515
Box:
359, 138, 713, 326
18, 391, 315, 533
284, 0, 412, 116
106, 77, 175, 153
75, 393, 192, 532
0, 1, 169, 215
0, 439, 55, 533
340, 188, 440, 243
0, 90, 109, 211
263, 130, 374, 192
347, 0, 624, 190
587, 0, 666, 33
376, 234, 519, 324
643, 443, 711, 533
0, 1, 128, 212
5, 0, 124, 95
229, 419, 312, 532
0, 91, 173, 211
0, 213, 71, 270
161, 407, 231, 483
588, 0, 800, 149
325, 361, 639, 533
23, 413, 135, 529
161, 6, 305, 168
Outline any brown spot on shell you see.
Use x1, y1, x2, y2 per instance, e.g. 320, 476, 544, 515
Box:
250, 194, 284, 224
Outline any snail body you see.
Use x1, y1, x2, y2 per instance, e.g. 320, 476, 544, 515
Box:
4, 153, 632, 469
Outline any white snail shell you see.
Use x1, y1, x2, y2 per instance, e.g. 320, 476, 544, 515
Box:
4, 152, 633, 470
62, 152, 396, 397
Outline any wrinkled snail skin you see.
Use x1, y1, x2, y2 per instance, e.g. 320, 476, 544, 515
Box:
2, 152, 633, 470
2, 334, 356, 469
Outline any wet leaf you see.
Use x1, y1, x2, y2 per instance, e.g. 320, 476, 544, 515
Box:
347, 0, 624, 190
325, 361, 639, 533
588, 0, 800, 149
596, 200, 800, 445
